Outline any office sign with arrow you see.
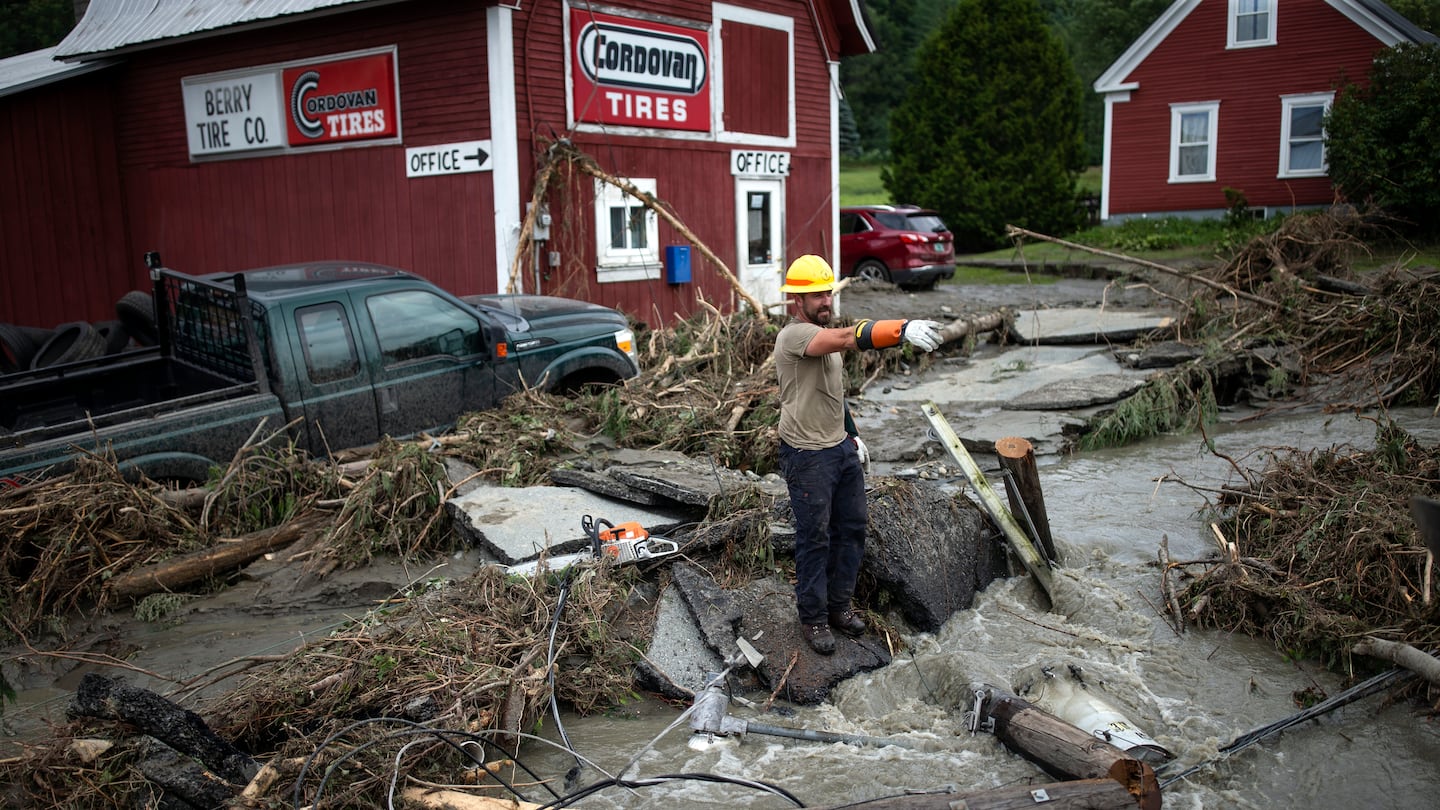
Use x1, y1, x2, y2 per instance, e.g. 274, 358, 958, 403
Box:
405, 139, 492, 177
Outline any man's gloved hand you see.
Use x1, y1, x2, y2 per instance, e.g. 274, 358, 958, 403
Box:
902, 320, 943, 352
852, 435, 870, 472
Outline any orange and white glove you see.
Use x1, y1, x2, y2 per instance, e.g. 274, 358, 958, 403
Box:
902, 320, 943, 352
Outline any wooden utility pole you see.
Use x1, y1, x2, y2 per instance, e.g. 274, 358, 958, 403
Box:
995, 436, 1057, 564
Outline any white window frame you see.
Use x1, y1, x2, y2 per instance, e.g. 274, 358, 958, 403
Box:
594, 177, 660, 282
1228, 0, 1275, 49
1278, 92, 1333, 178
712, 2, 796, 147
1169, 102, 1219, 183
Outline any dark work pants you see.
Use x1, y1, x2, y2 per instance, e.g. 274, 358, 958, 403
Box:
779, 439, 868, 625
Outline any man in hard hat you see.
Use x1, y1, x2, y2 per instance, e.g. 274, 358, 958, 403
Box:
774, 254, 943, 655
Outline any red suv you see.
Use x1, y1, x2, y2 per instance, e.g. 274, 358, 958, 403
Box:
839, 205, 956, 290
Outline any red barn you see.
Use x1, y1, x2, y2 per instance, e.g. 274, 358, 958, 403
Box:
0, 0, 873, 334
1093, 0, 1435, 222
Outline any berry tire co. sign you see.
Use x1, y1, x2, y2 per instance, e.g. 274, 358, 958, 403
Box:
182, 48, 399, 160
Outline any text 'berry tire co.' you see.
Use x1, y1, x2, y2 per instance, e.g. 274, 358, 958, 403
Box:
0, 0, 876, 331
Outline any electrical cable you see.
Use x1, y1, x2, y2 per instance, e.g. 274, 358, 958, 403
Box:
537, 771, 807, 809
291, 717, 565, 809
1158, 667, 1413, 789
547, 562, 584, 780
386, 738, 428, 810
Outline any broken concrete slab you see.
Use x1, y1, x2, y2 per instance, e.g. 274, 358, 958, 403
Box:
865, 344, 1124, 410
1004, 373, 1148, 410
550, 450, 786, 508
548, 467, 675, 506
1115, 340, 1204, 369
1009, 307, 1176, 345
634, 477, 1005, 705
732, 575, 893, 706
636, 586, 727, 700
447, 484, 694, 565
610, 460, 786, 507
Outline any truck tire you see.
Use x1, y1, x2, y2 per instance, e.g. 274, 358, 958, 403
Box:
30, 321, 108, 368
116, 290, 158, 347
1, 323, 41, 373
95, 320, 132, 355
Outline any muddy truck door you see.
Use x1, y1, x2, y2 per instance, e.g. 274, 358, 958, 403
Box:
352, 283, 502, 440
273, 296, 383, 453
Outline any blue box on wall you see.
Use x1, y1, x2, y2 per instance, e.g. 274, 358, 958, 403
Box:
665, 245, 691, 284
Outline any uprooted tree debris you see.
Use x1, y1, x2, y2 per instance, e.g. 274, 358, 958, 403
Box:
1161, 418, 1440, 699
1009, 210, 1440, 450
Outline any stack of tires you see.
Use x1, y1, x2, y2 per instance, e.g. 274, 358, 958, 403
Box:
0, 290, 158, 375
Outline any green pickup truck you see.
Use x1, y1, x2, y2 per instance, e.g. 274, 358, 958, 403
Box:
0, 258, 639, 486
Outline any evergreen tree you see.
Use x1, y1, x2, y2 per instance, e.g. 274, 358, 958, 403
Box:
0, 0, 74, 59
1325, 42, 1440, 238
838, 0, 955, 157
838, 97, 863, 158
884, 0, 1084, 251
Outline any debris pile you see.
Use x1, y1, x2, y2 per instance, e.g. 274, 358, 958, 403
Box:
1071, 209, 1440, 449
1167, 419, 1440, 692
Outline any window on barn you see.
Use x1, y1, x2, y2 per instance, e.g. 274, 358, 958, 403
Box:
714, 3, 794, 146
1169, 103, 1218, 183
1228, 0, 1275, 49
1278, 93, 1332, 178
594, 177, 660, 282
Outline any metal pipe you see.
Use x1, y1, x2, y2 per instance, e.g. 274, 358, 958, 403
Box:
742, 721, 915, 750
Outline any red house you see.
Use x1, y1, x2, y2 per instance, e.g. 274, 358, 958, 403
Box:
0, 0, 874, 332
1092, 0, 1435, 222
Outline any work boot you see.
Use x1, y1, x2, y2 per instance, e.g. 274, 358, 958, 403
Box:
802, 622, 835, 655
829, 609, 866, 638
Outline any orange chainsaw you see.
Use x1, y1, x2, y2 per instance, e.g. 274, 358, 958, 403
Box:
504, 515, 679, 576
593, 518, 680, 563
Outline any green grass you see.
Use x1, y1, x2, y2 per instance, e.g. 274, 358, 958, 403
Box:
951, 265, 1060, 285
839, 161, 890, 206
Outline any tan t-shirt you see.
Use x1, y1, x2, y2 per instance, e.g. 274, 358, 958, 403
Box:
774, 321, 847, 450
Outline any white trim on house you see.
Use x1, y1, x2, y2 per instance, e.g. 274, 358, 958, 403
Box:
1227, 0, 1276, 49
594, 177, 661, 283
1093, 0, 1200, 94
1277, 91, 1333, 178
488, 4, 523, 294
1094, 0, 1434, 96
712, 2, 796, 148
1168, 101, 1219, 183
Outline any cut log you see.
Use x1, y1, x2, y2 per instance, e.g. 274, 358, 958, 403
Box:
937, 310, 1008, 346
105, 513, 325, 601
402, 788, 543, 809
974, 685, 1160, 810
994, 436, 1057, 563
811, 778, 1147, 809
1352, 637, 1440, 688
68, 673, 258, 785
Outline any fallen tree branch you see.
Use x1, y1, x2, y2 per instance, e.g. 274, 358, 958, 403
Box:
1005, 225, 1282, 310
105, 512, 327, 601
1352, 637, 1440, 689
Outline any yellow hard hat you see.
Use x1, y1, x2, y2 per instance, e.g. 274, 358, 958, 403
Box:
780, 254, 836, 293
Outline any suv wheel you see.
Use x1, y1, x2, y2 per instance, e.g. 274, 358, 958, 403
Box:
854, 260, 890, 284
